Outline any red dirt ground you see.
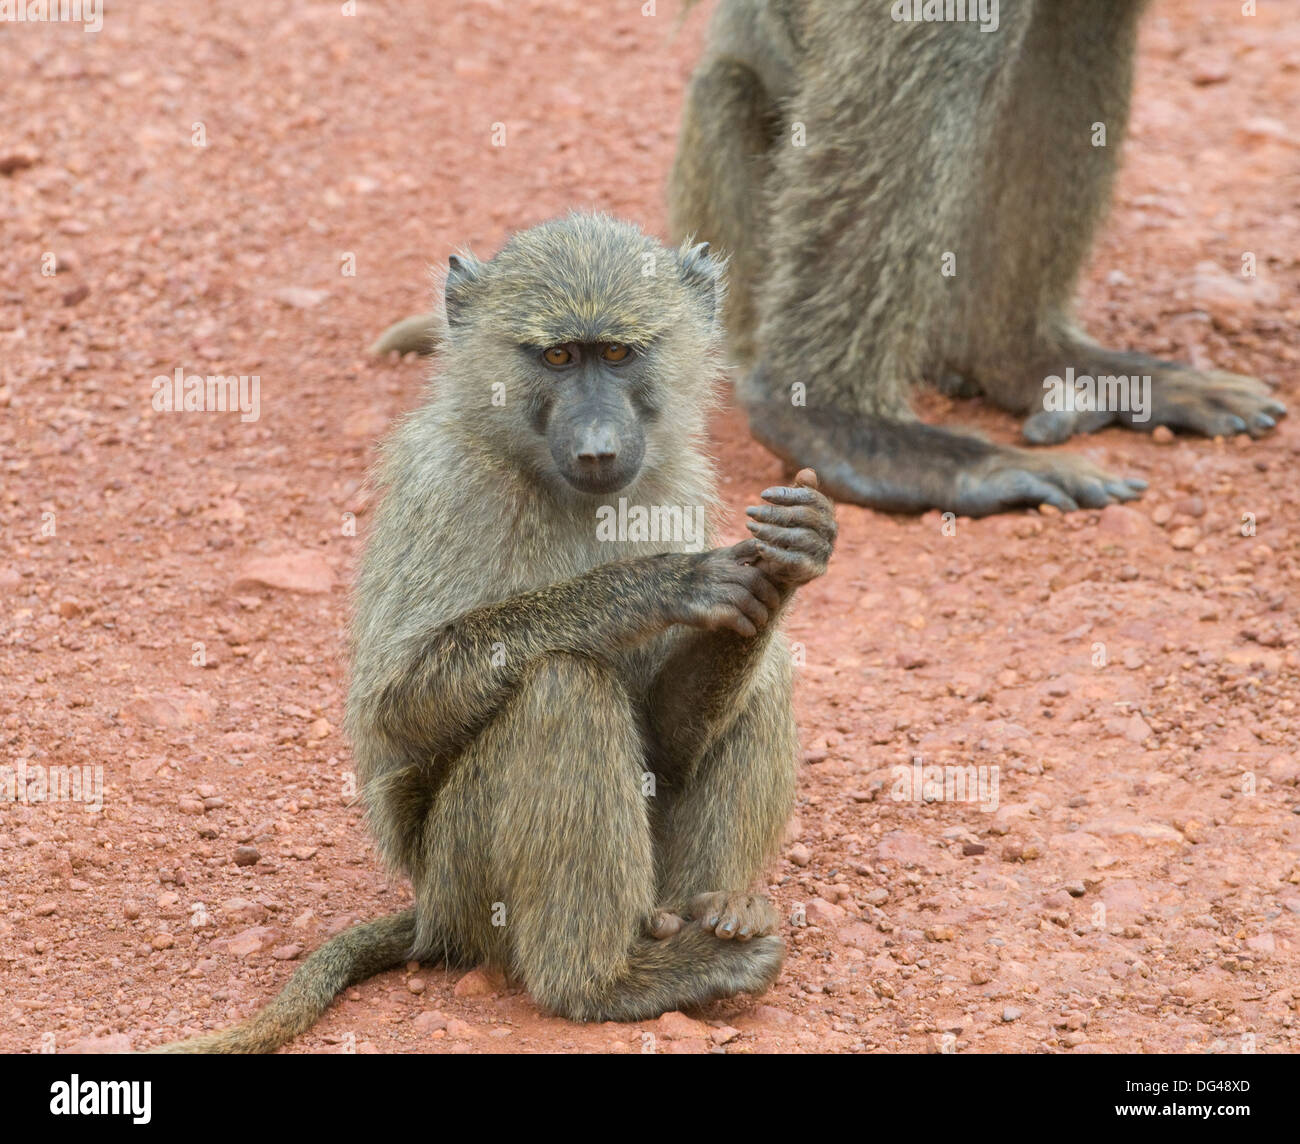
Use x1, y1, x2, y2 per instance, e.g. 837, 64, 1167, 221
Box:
1, 0, 1298, 1054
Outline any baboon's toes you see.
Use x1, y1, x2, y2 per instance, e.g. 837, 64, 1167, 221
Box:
646, 910, 684, 940
685, 892, 778, 941
957, 449, 1148, 516
1021, 408, 1116, 446
1153, 373, 1287, 440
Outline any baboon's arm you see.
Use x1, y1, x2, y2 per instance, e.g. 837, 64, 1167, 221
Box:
647, 467, 831, 774
646, 622, 786, 777
369, 555, 693, 758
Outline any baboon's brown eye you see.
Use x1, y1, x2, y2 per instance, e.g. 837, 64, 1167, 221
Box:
602, 342, 630, 363
543, 345, 572, 366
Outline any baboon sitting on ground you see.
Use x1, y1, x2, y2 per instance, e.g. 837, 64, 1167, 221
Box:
156, 212, 835, 1053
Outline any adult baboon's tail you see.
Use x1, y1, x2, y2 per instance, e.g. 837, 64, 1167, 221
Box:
369, 313, 439, 356
151, 909, 417, 1054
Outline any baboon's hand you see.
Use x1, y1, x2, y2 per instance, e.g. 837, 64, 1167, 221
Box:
744, 468, 836, 588
667, 541, 782, 638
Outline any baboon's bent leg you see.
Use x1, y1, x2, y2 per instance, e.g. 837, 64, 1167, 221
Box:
950, 1, 1284, 440
743, 8, 1143, 513
754, 10, 1025, 418
746, 3, 1277, 511
669, 56, 780, 368
462, 652, 781, 1021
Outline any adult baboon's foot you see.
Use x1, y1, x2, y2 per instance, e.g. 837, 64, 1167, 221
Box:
1018, 346, 1285, 445
744, 399, 1145, 517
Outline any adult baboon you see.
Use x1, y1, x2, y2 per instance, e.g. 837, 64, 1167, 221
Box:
667, 0, 1284, 514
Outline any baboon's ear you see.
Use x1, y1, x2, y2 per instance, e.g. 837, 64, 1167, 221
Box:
676, 240, 726, 323
444, 253, 486, 329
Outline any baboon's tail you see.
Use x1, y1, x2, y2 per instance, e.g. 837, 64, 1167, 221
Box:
369, 313, 440, 357
150, 909, 417, 1054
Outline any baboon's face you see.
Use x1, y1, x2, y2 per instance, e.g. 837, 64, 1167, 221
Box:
527, 339, 650, 495
440, 216, 720, 498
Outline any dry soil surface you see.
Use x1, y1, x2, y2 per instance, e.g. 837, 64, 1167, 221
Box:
1, 0, 1299, 1054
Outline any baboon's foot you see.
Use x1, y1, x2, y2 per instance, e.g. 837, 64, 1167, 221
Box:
684, 891, 778, 941
542, 929, 786, 1023
1020, 349, 1285, 445
645, 910, 685, 940
956, 447, 1146, 516
744, 398, 1145, 516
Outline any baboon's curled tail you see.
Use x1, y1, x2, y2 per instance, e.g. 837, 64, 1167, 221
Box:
369, 313, 440, 357
151, 909, 417, 1054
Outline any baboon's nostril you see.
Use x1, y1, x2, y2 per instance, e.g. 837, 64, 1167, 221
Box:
575, 427, 619, 462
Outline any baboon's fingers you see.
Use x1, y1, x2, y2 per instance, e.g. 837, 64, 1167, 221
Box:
758, 484, 820, 506
747, 504, 836, 552
727, 566, 782, 610
753, 540, 822, 584
1013, 479, 1079, 514
724, 613, 759, 638
725, 585, 770, 629
956, 469, 1080, 515
686, 892, 778, 941
1037, 463, 1147, 509
745, 521, 827, 557
703, 605, 758, 638
1104, 478, 1146, 501
1150, 377, 1287, 440
1068, 477, 1113, 509
746, 503, 823, 529
710, 546, 782, 608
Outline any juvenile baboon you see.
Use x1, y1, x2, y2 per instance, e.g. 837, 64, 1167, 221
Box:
156, 213, 835, 1053
667, 0, 1284, 514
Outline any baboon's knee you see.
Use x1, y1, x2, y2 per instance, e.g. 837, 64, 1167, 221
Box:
517, 653, 633, 736
522, 650, 617, 692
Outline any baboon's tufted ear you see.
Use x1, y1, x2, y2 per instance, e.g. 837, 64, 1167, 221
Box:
444, 253, 486, 328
